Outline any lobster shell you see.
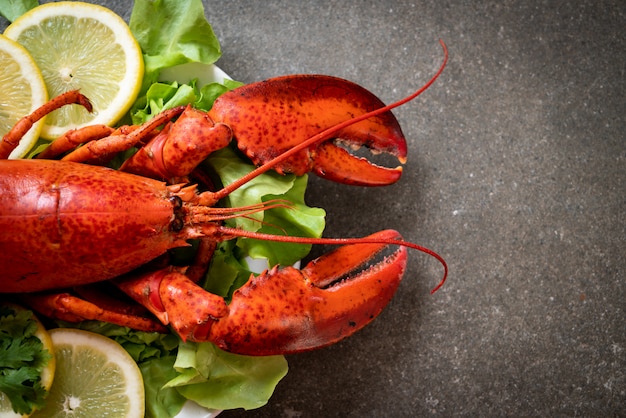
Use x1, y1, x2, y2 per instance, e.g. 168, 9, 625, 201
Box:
0, 159, 185, 292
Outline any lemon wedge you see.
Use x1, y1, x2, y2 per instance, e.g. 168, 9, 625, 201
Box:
0, 35, 48, 158
30, 329, 144, 418
4, 1, 144, 139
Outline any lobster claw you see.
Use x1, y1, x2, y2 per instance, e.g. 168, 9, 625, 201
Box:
114, 230, 409, 355
208, 75, 408, 186
204, 230, 407, 355
120, 106, 232, 182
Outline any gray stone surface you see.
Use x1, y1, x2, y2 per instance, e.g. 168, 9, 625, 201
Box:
2, 1, 624, 416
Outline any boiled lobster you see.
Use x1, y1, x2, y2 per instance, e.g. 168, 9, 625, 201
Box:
0, 42, 448, 356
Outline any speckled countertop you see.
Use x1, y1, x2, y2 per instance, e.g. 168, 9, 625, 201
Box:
2, 1, 624, 416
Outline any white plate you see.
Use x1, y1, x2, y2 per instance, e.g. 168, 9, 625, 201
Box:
176, 400, 222, 418
158, 62, 232, 85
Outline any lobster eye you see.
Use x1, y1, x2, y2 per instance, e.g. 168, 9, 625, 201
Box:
170, 217, 184, 232
169, 196, 183, 209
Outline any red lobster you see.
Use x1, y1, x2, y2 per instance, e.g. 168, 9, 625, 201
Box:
0, 42, 448, 356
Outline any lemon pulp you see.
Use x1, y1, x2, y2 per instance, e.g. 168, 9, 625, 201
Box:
0, 35, 48, 158
4, 1, 144, 139
30, 329, 144, 418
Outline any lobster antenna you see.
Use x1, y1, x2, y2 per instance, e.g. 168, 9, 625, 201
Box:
211, 39, 448, 202
215, 225, 448, 294
209, 40, 449, 293
0, 90, 92, 159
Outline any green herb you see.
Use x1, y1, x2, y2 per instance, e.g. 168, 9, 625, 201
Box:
0, 305, 52, 415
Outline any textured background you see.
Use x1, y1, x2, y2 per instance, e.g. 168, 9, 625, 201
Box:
2, 1, 624, 416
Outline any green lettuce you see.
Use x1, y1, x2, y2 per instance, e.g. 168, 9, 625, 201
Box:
129, 0, 221, 95
199, 147, 326, 301
165, 342, 287, 411
0, 0, 37, 22
130, 78, 243, 125
58, 321, 180, 364
140, 356, 185, 418
206, 147, 326, 267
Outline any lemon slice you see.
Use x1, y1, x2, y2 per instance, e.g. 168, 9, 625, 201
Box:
30, 329, 144, 418
0, 304, 55, 418
0, 35, 48, 158
4, 1, 144, 139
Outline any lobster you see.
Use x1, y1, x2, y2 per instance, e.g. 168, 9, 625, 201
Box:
0, 42, 448, 356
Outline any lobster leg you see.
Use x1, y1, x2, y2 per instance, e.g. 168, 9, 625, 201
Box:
114, 230, 407, 356
19, 291, 167, 333
60, 106, 187, 164
43, 105, 232, 183
115, 267, 229, 340
36, 125, 118, 160
185, 237, 218, 283
0, 90, 92, 159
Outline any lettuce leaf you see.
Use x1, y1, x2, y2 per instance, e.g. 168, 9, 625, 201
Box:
0, 0, 37, 22
205, 147, 326, 267
200, 240, 250, 300
165, 342, 288, 411
140, 356, 186, 418
129, 0, 221, 95
130, 78, 242, 125
58, 320, 180, 364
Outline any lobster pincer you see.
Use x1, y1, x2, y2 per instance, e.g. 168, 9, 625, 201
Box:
207, 75, 409, 186
114, 230, 407, 356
